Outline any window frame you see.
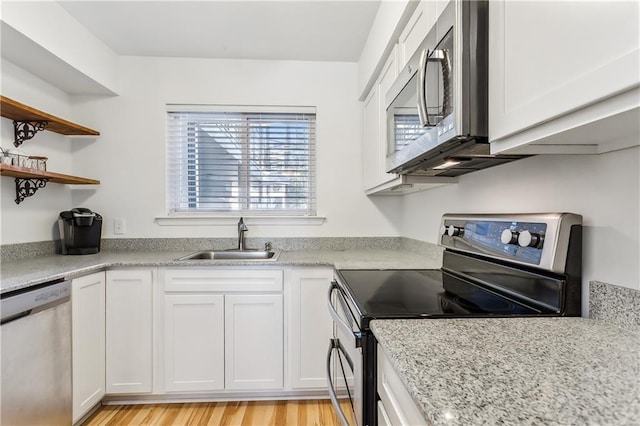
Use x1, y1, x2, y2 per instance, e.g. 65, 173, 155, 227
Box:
165, 104, 317, 219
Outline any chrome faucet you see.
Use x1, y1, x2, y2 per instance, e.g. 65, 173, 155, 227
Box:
237, 217, 248, 250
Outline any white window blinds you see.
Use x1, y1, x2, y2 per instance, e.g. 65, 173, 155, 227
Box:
393, 113, 422, 152
167, 106, 316, 215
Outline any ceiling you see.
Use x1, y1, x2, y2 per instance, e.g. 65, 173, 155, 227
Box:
57, 0, 381, 62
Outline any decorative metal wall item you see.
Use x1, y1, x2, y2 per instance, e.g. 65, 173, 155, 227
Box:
13, 121, 48, 147
14, 178, 48, 204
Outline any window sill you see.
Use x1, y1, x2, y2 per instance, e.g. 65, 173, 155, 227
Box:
155, 215, 326, 226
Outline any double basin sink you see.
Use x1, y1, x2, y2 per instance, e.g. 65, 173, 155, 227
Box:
176, 249, 278, 261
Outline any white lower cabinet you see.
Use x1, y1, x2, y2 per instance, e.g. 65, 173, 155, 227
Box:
225, 294, 283, 390
106, 269, 154, 394
377, 345, 427, 426
71, 272, 106, 423
286, 267, 334, 390
163, 294, 224, 392
95, 267, 331, 399
161, 268, 284, 393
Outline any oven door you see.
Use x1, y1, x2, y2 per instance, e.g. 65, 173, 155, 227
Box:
327, 281, 363, 426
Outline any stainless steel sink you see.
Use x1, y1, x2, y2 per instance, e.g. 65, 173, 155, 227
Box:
176, 250, 278, 261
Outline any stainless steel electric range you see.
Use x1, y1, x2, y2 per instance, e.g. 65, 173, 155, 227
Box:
327, 213, 583, 426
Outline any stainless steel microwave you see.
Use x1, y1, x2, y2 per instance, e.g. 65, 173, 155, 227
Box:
385, 0, 526, 176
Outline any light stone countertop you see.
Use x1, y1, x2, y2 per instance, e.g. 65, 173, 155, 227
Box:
371, 317, 640, 426
0, 248, 442, 294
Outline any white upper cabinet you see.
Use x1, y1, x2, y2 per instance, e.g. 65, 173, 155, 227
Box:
398, 1, 431, 68
398, 0, 447, 68
364, 47, 399, 192
489, 0, 640, 155
363, 81, 383, 190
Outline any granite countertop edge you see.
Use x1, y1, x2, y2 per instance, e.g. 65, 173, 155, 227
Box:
0, 248, 442, 294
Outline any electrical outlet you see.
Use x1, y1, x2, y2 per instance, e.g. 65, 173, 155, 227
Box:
114, 218, 126, 235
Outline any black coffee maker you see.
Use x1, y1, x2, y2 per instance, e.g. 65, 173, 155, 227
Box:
58, 208, 102, 255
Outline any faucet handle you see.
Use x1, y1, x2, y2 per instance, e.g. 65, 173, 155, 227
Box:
264, 241, 272, 251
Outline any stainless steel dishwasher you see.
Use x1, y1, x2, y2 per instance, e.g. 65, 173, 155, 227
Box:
1, 279, 72, 425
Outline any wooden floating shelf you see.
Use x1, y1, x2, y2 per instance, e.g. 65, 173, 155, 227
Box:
0, 164, 100, 185
0, 95, 100, 136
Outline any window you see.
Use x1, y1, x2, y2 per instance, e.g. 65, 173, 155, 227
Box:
167, 106, 316, 216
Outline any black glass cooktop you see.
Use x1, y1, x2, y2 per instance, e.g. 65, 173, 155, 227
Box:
335, 269, 547, 326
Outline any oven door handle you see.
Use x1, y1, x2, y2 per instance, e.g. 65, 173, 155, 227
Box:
327, 282, 362, 348
326, 339, 351, 426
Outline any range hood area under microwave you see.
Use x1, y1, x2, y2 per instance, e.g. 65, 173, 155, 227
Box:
385, 0, 528, 177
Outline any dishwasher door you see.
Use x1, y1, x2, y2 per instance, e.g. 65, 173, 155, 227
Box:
1, 280, 72, 425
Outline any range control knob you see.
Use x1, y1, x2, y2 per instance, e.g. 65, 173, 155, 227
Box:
518, 231, 544, 249
446, 225, 464, 237
500, 229, 519, 245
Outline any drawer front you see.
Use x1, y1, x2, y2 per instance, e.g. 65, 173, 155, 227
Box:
377, 345, 428, 426
163, 269, 283, 292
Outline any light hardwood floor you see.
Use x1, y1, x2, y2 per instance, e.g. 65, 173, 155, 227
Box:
83, 400, 351, 426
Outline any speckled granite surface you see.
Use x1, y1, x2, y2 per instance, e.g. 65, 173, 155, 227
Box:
590, 280, 640, 332
100, 236, 405, 253
1, 237, 404, 261
0, 240, 58, 262
371, 318, 640, 426
0, 247, 442, 294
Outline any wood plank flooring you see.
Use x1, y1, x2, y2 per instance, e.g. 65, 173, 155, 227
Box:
83, 400, 351, 426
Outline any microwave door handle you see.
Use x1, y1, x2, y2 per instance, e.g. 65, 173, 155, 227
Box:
417, 48, 429, 127
427, 49, 448, 123
441, 49, 452, 118
326, 341, 350, 426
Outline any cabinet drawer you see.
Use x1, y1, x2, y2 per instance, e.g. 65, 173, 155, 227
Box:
163, 269, 283, 292
377, 345, 427, 426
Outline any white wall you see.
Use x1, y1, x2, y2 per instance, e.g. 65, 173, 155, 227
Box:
0, 1, 119, 94
67, 56, 401, 239
0, 59, 77, 244
400, 147, 640, 298
357, 0, 414, 99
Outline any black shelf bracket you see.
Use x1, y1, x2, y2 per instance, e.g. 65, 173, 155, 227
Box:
13, 120, 48, 147
15, 178, 48, 204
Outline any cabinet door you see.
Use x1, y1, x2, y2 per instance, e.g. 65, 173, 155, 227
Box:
398, 0, 431, 68
364, 47, 400, 192
225, 294, 283, 390
363, 84, 381, 191
105, 269, 153, 394
376, 49, 398, 183
490, 0, 639, 154
71, 272, 105, 423
399, 0, 447, 69
287, 268, 334, 389
163, 294, 224, 392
